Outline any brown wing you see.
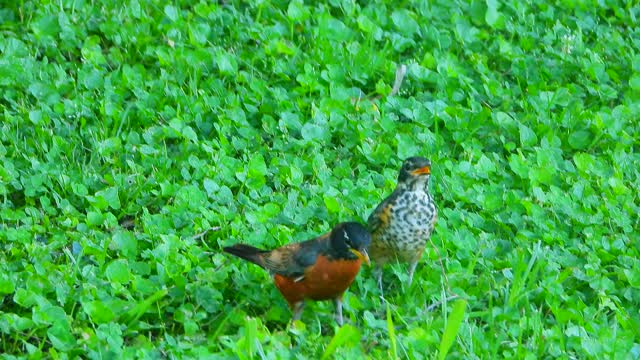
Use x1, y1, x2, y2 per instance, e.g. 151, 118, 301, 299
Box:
367, 189, 400, 236
259, 233, 330, 278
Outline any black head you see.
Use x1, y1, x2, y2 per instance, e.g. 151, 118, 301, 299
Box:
329, 222, 371, 264
397, 156, 432, 186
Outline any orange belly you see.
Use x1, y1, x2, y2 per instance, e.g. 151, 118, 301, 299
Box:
273, 256, 362, 307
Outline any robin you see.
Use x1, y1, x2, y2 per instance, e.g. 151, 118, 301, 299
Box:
367, 156, 437, 291
223, 222, 371, 325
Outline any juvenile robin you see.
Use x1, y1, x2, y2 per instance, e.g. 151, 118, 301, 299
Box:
367, 156, 437, 291
223, 222, 371, 325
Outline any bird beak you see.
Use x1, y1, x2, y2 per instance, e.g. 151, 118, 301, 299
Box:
411, 166, 431, 175
350, 248, 370, 266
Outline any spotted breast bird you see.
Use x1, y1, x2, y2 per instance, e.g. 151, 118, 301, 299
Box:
367, 156, 437, 292
223, 222, 371, 325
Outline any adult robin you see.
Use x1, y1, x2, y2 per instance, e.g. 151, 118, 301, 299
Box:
367, 156, 437, 291
223, 222, 371, 325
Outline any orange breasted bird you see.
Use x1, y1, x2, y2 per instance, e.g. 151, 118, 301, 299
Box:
223, 222, 371, 325
367, 157, 437, 292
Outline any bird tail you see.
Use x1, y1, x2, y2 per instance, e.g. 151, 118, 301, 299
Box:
223, 244, 267, 267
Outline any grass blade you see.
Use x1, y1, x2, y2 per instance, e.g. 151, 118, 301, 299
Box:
438, 299, 467, 360
321, 324, 360, 360
122, 287, 169, 326
508, 241, 541, 306
244, 317, 258, 359
386, 302, 397, 359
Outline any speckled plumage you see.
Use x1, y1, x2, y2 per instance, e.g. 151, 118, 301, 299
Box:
367, 157, 437, 290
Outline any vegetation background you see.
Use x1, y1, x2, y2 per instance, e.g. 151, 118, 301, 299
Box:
1, 0, 639, 358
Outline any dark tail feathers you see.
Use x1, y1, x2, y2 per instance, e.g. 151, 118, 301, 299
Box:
223, 244, 267, 267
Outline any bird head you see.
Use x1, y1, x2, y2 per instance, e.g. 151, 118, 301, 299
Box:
397, 156, 432, 190
330, 222, 371, 265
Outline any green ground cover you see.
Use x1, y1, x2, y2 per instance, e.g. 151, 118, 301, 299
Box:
1, 0, 639, 358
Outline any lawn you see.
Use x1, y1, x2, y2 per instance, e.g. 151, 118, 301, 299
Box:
1, 0, 639, 358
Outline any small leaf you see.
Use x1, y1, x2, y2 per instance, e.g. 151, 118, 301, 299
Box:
86, 211, 104, 226
96, 323, 124, 349
82, 301, 116, 324
248, 154, 267, 179
624, 267, 640, 288
13, 289, 40, 308
47, 322, 76, 351
629, 73, 640, 90
0, 273, 15, 295
29, 110, 43, 124
105, 260, 131, 284
485, 0, 502, 28
216, 50, 238, 76
476, 155, 496, 178
72, 183, 88, 197
95, 187, 121, 210
112, 230, 137, 258
323, 194, 340, 213
33, 305, 68, 326
573, 153, 594, 173
396, 133, 420, 160
181, 126, 198, 142
301, 123, 324, 142
318, 16, 352, 41
391, 10, 419, 36
31, 15, 60, 37
287, 0, 309, 22
246, 154, 267, 190
195, 286, 222, 313
287, 165, 304, 186
203, 178, 218, 198
188, 23, 210, 46
568, 130, 592, 150
519, 124, 538, 147
129, 0, 142, 18
553, 88, 572, 107
357, 14, 376, 33
164, 5, 178, 21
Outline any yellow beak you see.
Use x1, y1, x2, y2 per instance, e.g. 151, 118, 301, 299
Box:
411, 166, 431, 175
350, 248, 370, 266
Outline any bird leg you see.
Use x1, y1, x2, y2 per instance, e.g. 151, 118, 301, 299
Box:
407, 260, 418, 287
333, 298, 343, 326
374, 265, 384, 295
292, 301, 305, 322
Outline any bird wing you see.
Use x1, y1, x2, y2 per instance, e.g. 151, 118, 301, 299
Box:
260, 233, 330, 279
367, 190, 399, 236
